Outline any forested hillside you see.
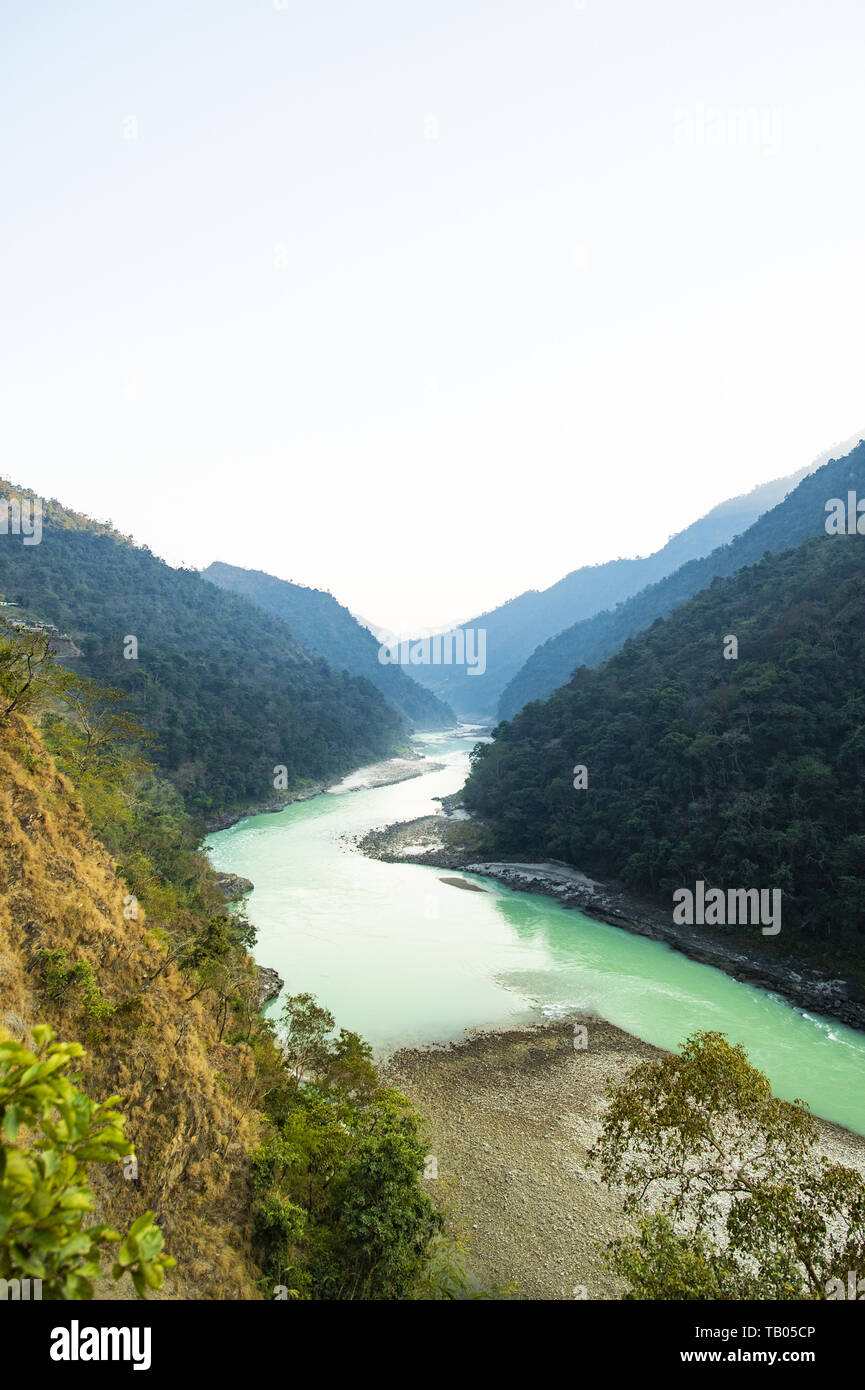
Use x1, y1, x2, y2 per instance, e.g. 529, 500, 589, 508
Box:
202, 561, 454, 730
464, 533, 865, 979
499, 441, 865, 718
408, 467, 809, 717
0, 484, 406, 819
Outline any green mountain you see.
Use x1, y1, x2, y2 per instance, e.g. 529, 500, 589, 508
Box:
201, 562, 454, 731
407, 467, 812, 718
464, 530, 865, 978
499, 440, 865, 718
0, 483, 406, 819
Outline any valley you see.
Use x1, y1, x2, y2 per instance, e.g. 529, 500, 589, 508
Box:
208, 728, 865, 1137
5, 0, 865, 1333
4, 442, 865, 1306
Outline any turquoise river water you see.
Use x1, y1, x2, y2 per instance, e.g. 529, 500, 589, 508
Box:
207, 727, 865, 1134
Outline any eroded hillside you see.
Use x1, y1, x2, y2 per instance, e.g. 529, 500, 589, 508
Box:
0, 715, 263, 1299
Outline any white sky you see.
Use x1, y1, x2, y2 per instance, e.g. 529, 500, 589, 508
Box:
2, 0, 863, 632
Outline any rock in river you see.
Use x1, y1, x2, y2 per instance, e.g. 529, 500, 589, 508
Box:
256, 966, 284, 1007
214, 871, 254, 901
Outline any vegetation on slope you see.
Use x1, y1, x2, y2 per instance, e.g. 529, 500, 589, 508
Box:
203, 561, 455, 730
249, 992, 448, 1300
0, 482, 406, 820
499, 441, 865, 718
465, 534, 865, 979
0, 709, 263, 1297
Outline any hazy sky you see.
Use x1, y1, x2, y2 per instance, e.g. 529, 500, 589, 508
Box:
3, 0, 864, 632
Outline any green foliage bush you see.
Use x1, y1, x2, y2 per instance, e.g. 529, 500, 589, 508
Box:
37, 951, 116, 1026
250, 994, 445, 1300
0, 1026, 174, 1299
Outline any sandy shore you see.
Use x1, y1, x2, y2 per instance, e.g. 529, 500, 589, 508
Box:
383, 1018, 865, 1301
206, 754, 448, 830
327, 755, 444, 794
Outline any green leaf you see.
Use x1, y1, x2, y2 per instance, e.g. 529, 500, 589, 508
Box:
57, 1234, 94, 1261
9, 1246, 47, 1278
58, 1191, 94, 1212
127, 1211, 155, 1240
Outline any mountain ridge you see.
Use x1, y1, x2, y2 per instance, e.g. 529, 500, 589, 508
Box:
201, 561, 455, 731
0, 480, 407, 819
499, 439, 865, 718
406, 463, 817, 717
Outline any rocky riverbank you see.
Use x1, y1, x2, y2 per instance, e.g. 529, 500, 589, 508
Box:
212, 876, 283, 1007
204, 783, 328, 833
383, 1018, 865, 1300
360, 814, 865, 1033
256, 965, 284, 1007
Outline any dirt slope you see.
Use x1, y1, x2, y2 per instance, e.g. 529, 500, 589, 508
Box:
0, 715, 263, 1299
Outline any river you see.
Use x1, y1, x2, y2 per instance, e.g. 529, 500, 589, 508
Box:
207, 726, 865, 1134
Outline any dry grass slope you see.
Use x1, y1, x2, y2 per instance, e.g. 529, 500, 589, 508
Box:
0, 715, 264, 1299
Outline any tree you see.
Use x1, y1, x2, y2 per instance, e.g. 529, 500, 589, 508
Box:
278, 993, 336, 1085
50, 676, 154, 780
314, 1090, 443, 1300
249, 993, 444, 1299
0, 629, 66, 724
0, 1026, 175, 1299
593, 1030, 865, 1299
